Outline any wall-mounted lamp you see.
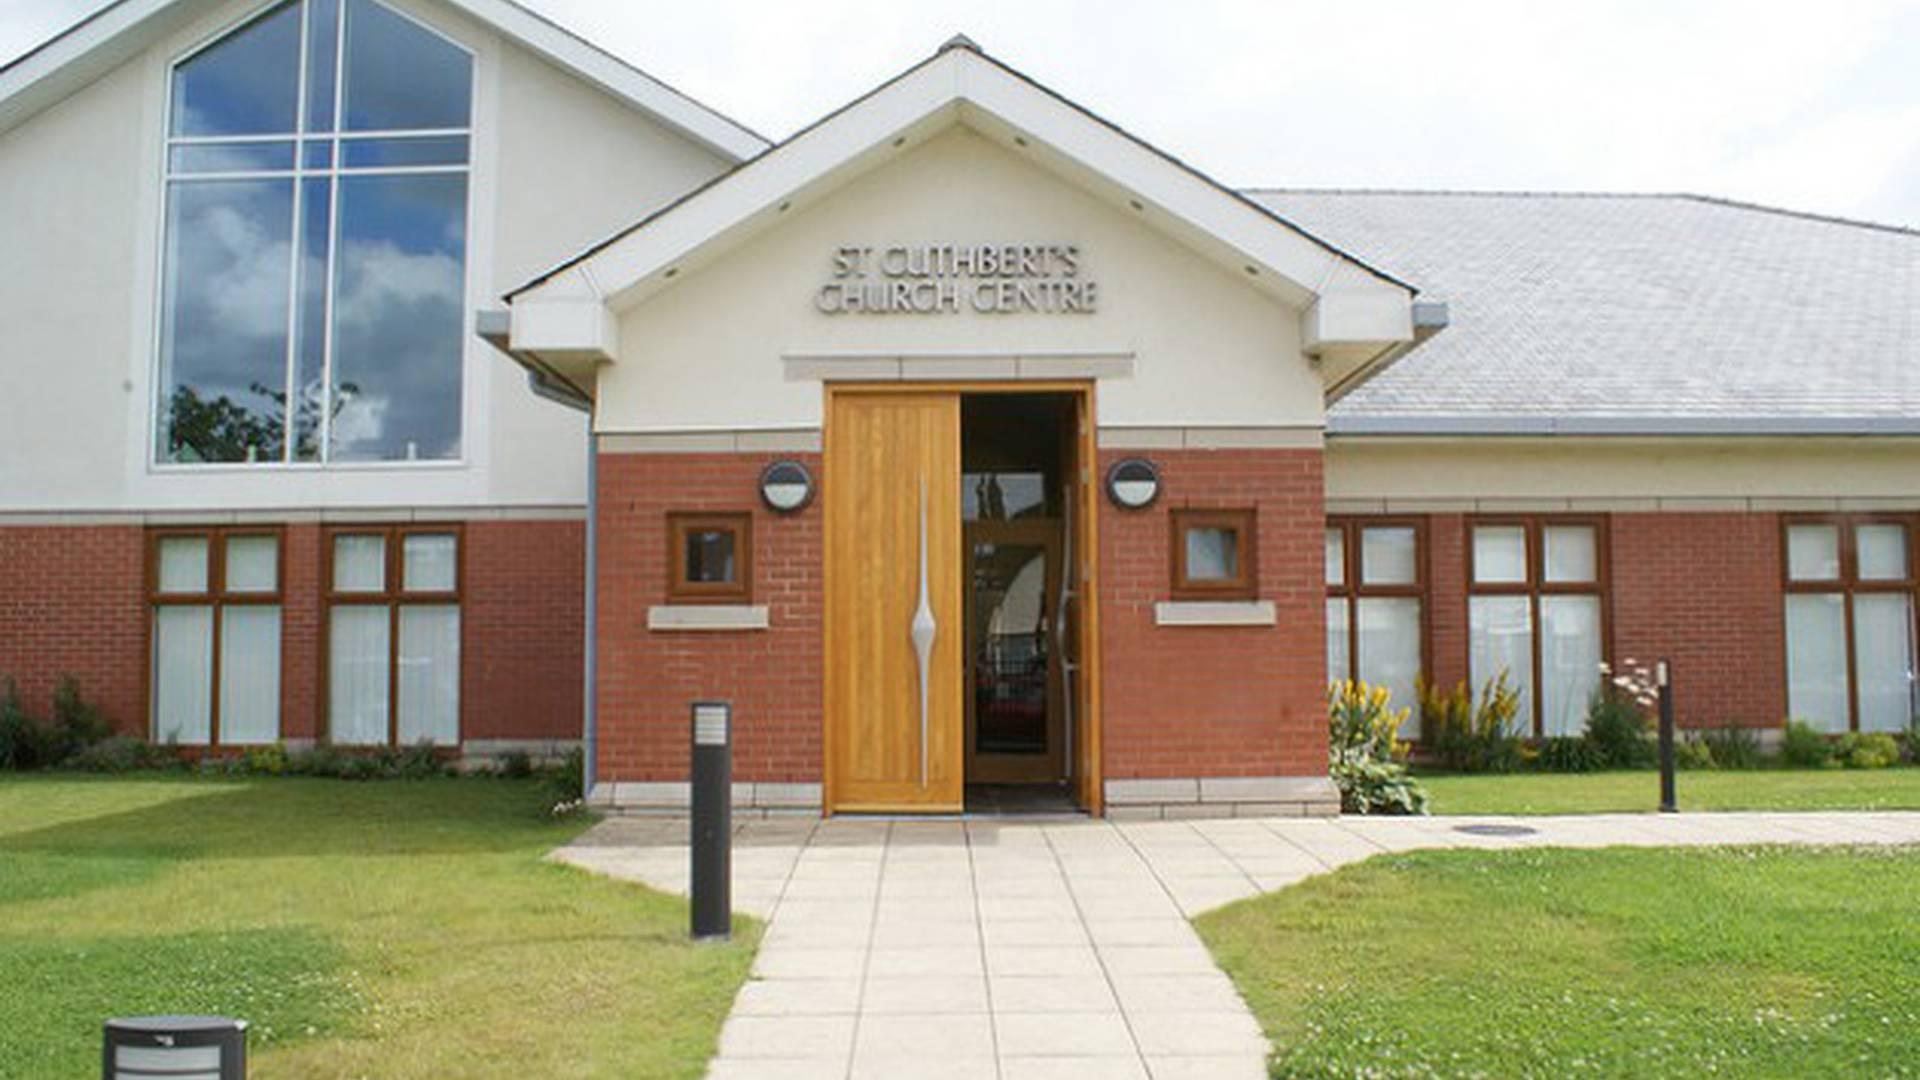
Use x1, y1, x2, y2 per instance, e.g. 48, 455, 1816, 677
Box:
1105, 458, 1161, 510
759, 460, 815, 513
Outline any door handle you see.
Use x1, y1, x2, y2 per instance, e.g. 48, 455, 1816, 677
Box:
1056, 488, 1075, 771
910, 480, 937, 788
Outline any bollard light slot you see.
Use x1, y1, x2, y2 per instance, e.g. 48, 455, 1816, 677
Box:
693, 702, 730, 747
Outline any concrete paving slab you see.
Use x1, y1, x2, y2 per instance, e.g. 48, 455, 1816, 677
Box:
545, 808, 1920, 1079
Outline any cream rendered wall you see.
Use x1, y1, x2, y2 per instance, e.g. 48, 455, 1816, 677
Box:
0, 0, 729, 514
596, 126, 1322, 434
484, 35, 731, 504
0, 57, 146, 509
1326, 437, 1920, 508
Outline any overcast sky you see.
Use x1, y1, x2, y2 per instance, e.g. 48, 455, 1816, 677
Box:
5, 0, 1918, 228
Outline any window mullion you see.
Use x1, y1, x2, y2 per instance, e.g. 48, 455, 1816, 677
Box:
280, 179, 303, 462
319, 0, 346, 464
286, 0, 312, 464
1529, 523, 1544, 737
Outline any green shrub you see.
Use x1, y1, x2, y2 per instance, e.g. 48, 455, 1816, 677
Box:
1422, 673, 1527, 773
50, 676, 112, 756
1837, 732, 1900, 769
1780, 720, 1833, 769
1330, 756, 1429, 815
64, 735, 159, 772
1537, 735, 1603, 773
1675, 735, 1716, 770
1583, 686, 1654, 769
242, 743, 290, 775
497, 749, 535, 779
1328, 681, 1427, 815
1701, 725, 1765, 770
395, 741, 447, 779
286, 743, 348, 777
277, 741, 450, 780
2, 676, 114, 770
0, 678, 49, 769
543, 747, 587, 813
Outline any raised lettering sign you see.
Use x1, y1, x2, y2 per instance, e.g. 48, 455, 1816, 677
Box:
815, 244, 1098, 315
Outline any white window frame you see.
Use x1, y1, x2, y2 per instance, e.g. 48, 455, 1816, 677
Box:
150, 0, 480, 472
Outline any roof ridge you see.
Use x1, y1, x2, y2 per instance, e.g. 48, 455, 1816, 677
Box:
1244, 187, 1920, 237
510, 37, 1421, 299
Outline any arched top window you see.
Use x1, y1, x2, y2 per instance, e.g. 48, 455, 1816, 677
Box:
157, 0, 473, 465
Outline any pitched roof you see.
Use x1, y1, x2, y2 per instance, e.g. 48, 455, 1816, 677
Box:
1248, 190, 1920, 435
502, 39, 1421, 393
0, 0, 769, 158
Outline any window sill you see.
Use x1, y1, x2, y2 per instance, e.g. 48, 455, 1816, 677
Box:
648, 604, 770, 631
1153, 600, 1275, 627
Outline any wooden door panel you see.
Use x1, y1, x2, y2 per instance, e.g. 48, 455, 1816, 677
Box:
826, 391, 963, 812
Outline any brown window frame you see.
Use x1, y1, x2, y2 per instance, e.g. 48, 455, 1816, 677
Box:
1465, 515, 1611, 737
147, 526, 286, 746
1170, 508, 1258, 600
1325, 516, 1429, 697
322, 524, 464, 746
1780, 513, 1919, 733
667, 512, 753, 603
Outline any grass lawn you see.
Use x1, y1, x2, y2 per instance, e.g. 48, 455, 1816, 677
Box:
1415, 767, 1920, 815
1199, 845, 1920, 1078
0, 776, 755, 1079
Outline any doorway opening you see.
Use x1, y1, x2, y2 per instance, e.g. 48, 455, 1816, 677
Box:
962, 392, 1080, 814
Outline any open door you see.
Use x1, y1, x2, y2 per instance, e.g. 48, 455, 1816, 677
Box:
1066, 388, 1102, 813
824, 390, 965, 812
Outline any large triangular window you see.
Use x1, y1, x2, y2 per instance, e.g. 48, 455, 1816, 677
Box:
157, 0, 472, 465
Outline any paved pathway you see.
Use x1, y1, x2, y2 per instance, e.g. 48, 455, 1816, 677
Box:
554, 811, 1920, 1079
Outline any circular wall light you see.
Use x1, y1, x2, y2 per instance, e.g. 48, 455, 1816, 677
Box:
1105, 458, 1161, 510
759, 460, 815, 513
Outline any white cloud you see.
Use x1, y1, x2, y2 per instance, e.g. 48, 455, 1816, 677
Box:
4, 0, 1918, 226
192, 198, 292, 341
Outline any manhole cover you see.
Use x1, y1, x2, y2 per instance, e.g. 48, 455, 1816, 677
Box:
1453, 824, 1539, 837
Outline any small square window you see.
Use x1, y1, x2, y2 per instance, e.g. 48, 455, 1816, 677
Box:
156, 536, 210, 595
1855, 523, 1909, 582
1172, 509, 1256, 598
1542, 525, 1597, 584
1360, 526, 1418, 586
1786, 524, 1841, 582
333, 534, 387, 593
402, 533, 458, 593
668, 513, 752, 602
224, 534, 279, 593
1472, 525, 1529, 585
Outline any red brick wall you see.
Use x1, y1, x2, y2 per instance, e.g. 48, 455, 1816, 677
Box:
1424, 512, 1471, 694
1097, 448, 1329, 779
0, 525, 147, 733
282, 524, 322, 741
1417, 512, 1786, 729
1610, 512, 1785, 728
0, 519, 586, 747
463, 519, 586, 741
595, 452, 823, 783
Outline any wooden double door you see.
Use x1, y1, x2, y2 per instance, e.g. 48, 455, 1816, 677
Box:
824, 386, 1098, 814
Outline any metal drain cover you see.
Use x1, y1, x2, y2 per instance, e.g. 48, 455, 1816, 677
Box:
1453, 823, 1539, 837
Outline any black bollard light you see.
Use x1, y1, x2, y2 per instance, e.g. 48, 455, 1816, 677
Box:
690, 700, 732, 940
104, 1016, 246, 1079
1656, 659, 1677, 813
